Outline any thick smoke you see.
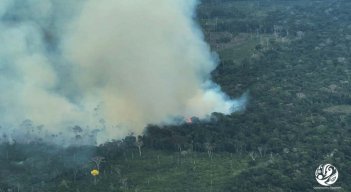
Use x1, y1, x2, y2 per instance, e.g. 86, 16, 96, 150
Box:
0, 0, 247, 145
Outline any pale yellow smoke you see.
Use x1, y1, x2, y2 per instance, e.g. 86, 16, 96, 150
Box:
0, 0, 246, 145
62, 0, 247, 143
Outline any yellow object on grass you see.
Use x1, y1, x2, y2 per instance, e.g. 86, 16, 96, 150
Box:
91, 169, 99, 176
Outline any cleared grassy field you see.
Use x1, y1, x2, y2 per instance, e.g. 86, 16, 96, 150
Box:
56, 149, 269, 192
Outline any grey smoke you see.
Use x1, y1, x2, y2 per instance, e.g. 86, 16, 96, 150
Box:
0, 0, 247, 145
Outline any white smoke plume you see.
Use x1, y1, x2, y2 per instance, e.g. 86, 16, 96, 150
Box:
0, 0, 247, 145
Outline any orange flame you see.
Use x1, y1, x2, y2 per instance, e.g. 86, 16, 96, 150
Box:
186, 117, 192, 124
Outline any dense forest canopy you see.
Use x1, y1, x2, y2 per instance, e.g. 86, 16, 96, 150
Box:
1, 0, 351, 191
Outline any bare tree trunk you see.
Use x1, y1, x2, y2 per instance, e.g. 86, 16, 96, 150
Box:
138, 146, 142, 157
249, 152, 256, 161
73, 169, 78, 183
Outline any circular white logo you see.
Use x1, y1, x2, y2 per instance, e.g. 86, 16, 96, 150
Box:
315, 164, 338, 186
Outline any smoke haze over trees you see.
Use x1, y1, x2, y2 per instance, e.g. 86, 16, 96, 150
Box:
0, 0, 246, 145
